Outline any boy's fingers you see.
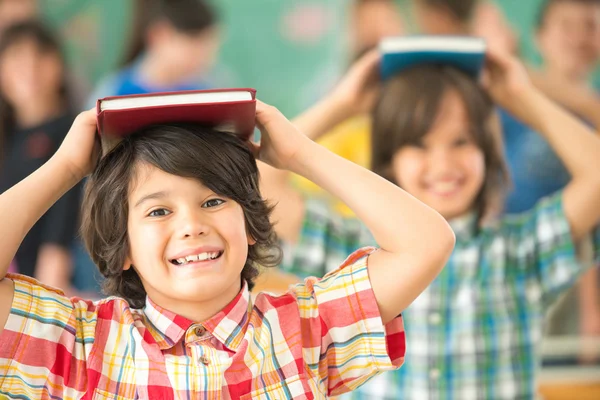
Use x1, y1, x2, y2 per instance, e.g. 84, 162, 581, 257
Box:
247, 142, 261, 159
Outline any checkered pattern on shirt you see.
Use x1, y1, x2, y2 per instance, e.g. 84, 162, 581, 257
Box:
281, 191, 597, 400
0, 247, 405, 400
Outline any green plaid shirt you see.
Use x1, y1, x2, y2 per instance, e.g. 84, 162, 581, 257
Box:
280, 191, 597, 400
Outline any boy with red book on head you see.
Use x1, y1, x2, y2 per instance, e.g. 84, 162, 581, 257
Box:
0, 91, 454, 398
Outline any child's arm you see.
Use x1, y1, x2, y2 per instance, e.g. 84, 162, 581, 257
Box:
255, 101, 455, 324
260, 51, 380, 243
484, 47, 600, 242
0, 109, 99, 334
529, 72, 600, 131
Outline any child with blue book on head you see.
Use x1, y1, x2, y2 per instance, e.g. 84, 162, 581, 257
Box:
0, 90, 454, 398
260, 43, 600, 399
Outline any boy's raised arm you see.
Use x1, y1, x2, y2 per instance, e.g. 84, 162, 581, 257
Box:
484, 47, 600, 242
0, 109, 98, 334
255, 101, 455, 324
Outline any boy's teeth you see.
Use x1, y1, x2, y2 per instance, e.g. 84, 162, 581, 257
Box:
174, 252, 220, 265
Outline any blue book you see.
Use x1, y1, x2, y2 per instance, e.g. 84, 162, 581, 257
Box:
379, 36, 487, 80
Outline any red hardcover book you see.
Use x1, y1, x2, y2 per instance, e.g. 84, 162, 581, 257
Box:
96, 88, 257, 140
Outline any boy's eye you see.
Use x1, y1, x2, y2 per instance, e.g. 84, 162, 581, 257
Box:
202, 198, 225, 208
454, 137, 470, 147
148, 208, 171, 217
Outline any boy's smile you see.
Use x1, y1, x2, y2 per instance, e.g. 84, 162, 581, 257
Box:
169, 246, 224, 267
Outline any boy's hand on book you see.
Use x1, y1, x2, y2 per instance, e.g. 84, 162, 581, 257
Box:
330, 49, 381, 116
481, 45, 534, 117
254, 100, 308, 171
54, 108, 101, 182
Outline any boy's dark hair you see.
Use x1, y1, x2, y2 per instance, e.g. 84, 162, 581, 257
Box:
537, 0, 600, 29
372, 65, 508, 224
0, 20, 69, 164
81, 124, 281, 309
420, 0, 479, 23
122, 0, 218, 66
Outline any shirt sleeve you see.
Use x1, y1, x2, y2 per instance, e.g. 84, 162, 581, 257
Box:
280, 198, 375, 279
292, 248, 406, 397
0, 274, 98, 399
506, 190, 600, 306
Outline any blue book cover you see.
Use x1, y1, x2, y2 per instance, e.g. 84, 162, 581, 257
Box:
380, 36, 486, 80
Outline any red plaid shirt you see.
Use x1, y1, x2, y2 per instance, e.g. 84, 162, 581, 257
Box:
0, 248, 405, 399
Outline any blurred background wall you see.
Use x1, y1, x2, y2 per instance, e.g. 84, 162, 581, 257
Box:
38, 0, 600, 117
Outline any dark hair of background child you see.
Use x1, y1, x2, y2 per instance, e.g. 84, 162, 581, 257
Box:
121, 0, 218, 68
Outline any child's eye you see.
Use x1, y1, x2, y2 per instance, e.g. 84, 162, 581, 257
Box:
454, 137, 470, 147
148, 208, 171, 217
202, 198, 225, 208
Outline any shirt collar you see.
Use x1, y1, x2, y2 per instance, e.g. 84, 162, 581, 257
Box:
143, 282, 251, 352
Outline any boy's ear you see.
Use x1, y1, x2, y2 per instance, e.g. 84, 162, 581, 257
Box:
123, 256, 133, 271
247, 232, 257, 246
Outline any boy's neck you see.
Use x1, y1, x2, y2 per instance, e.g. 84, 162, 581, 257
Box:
15, 98, 64, 129
148, 277, 243, 323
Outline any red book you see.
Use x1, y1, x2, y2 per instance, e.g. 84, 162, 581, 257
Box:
96, 88, 257, 140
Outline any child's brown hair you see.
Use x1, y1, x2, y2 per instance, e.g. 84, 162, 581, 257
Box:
81, 124, 281, 308
371, 65, 508, 223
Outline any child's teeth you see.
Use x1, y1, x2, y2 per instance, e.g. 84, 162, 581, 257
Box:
174, 252, 221, 265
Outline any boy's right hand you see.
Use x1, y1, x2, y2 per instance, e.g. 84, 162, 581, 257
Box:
54, 108, 101, 182
329, 49, 381, 117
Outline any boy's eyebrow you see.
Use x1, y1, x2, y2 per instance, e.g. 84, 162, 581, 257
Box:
134, 191, 169, 208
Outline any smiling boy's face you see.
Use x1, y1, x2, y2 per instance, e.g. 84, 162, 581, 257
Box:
124, 163, 255, 316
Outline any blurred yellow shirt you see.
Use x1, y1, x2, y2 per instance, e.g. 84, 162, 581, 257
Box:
291, 116, 371, 217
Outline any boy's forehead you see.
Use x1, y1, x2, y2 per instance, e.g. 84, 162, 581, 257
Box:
129, 162, 209, 195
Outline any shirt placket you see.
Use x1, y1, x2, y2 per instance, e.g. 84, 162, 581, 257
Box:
187, 324, 223, 399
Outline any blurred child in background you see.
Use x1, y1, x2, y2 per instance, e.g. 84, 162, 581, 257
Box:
410, 0, 600, 340
261, 43, 600, 398
0, 21, 81, 294
528, 0, 600, 341
87, 0, 220, 102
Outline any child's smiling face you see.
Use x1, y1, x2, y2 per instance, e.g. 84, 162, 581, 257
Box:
390, 90, 486, 220
124, 163, 255, 313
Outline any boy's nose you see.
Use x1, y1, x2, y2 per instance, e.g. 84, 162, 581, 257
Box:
179, 212, 210, 238
428, 149, 455, 173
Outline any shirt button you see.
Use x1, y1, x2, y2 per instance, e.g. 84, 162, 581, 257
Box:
195, 325, 206, 336
430, 368, 441, 380
200, 355, 210, 365
429, 313, 442, 325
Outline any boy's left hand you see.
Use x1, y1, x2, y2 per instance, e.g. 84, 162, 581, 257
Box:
481, 45, 534, 120
253, 100, 310, 172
